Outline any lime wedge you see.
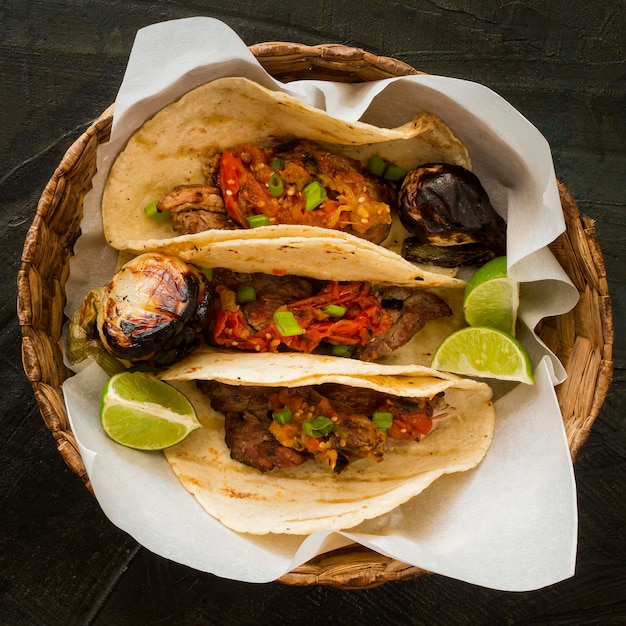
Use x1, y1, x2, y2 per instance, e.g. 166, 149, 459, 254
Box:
463, 256, 519, 336
100, 371, 201, 450
431, 326, 535, 384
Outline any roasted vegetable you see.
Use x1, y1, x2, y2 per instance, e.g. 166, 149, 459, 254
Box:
398, 163, 506, 266
96, 253, 211, 368
401, 240, 499, 268
66, 288, 127, 376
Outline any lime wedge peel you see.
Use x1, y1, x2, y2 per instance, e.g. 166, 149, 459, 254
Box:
463, 256, 519, 336
431, 326, 535, 385
100, 371, 201, 450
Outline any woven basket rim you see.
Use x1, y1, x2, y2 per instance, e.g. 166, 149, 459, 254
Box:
17, 42, 614, 588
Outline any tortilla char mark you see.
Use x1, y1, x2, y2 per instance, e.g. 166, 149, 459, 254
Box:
156, 139, 395, 243
199, 381, 448, 474
204, 268, 452, 360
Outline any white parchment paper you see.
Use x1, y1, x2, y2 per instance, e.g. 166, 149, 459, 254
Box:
63, 17, 579, 590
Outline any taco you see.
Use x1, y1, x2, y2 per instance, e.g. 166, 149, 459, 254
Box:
101, 77, 472, 287
157, 349, 495, 535
68, 252, 464, 371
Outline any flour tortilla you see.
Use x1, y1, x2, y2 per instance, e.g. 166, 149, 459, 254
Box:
102, 77, 470, 287
158, 349, 494, 535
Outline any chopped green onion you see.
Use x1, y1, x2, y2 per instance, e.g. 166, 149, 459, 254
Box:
368, 154, 387, 177
372, 411, 394, 431
273, 310, 305, 336
268, 172, 284, 196
236, 286, 257, 304
143, 199, 170, 223
322, 304, 346, 318
200, 267, 213, 281
303, 181, 327, 211
331, 344, 354, 358
302, 415, 335, 438
383, 164, 408, 182
367, 154, 408, 182
273, 406, 292, 425
247, 214, 271, 228
269, 158, 284, 170
144, 200, 158, 216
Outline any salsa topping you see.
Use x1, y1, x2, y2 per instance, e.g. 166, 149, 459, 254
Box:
204, 268, 452, 360
200, 380, 448, 473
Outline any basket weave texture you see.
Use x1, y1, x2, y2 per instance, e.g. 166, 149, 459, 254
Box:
17, 42, 613, 589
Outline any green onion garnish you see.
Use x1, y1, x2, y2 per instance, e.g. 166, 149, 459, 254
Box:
268, 172, 284, 196
143, 200, 170, 223
247, 214, 271, 228
331, 344, 354, 358
273, 310, 305, 336
269, 158, 284, 170
236, 286, 257, 304
303, 415, 335, 438
367, 154, 408, 182
273, 406, 292, 425
200, 267, 213, 281
303, 181, 327, 211
372, 411, 394, 431
368, 154, 387, 177
383, 164, 408, 182
322, 304, 346, 318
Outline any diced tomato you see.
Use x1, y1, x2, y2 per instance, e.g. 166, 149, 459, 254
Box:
386, 399, 434, 441
218, 150, 248, 225
212, 310, 277, 352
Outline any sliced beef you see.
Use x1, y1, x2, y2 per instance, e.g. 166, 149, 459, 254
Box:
156, 184, 237, 234
223, 410, 309, 472
357, 288, 452, 361
197, 381, 442, 474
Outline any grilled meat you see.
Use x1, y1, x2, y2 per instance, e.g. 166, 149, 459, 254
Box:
205, 269, 451, 360
156, 140, 396, 243
197, 380, 448, 473
157, 184, 236, 234
358, 287, 452, 361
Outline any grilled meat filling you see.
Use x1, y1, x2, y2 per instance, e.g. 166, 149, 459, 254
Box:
156, 139, 396, 243
157, 184, 236, 234
199, 381, 448, 473
204, 269, 451, 360
358, 287, 454, 361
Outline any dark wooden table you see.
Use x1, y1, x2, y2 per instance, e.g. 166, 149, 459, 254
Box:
2, 2, 624, 624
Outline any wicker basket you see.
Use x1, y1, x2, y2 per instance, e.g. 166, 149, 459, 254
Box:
17, 42, 613, 589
